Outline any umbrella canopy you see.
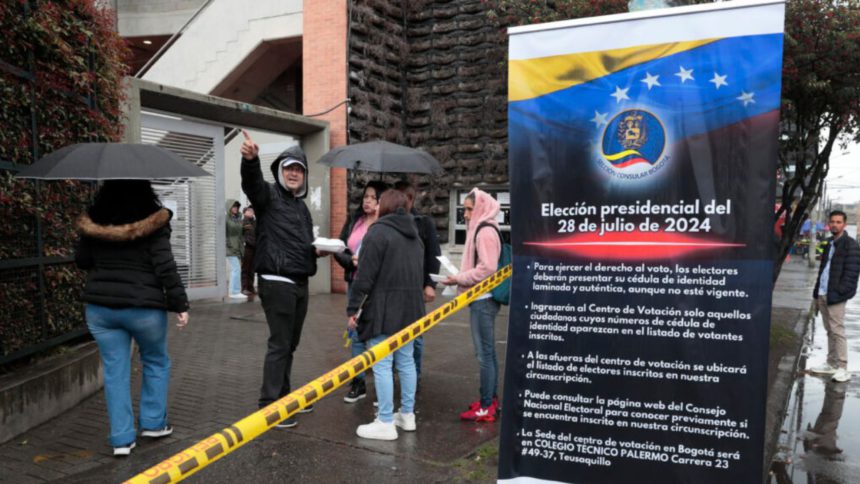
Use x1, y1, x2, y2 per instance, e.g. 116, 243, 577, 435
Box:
14, 143, 211, 180
316, 140, 443, 174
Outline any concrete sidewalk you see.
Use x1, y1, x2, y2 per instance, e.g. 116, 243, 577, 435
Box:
0, 293, 508, 483
0, 261, 817, 483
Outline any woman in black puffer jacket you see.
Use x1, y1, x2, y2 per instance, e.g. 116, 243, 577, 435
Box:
75, 180, 188, 456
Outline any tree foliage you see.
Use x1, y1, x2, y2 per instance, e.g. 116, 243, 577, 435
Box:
483, 0, 860, 279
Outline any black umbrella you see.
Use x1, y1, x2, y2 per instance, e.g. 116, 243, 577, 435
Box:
316, 140, 443, 174
14, 143, 211, 180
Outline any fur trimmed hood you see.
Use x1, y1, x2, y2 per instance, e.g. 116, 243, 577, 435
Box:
77, 208, 171, 242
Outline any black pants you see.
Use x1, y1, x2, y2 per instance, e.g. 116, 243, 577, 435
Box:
241, 247, 255, 293
258, 278, 309, 408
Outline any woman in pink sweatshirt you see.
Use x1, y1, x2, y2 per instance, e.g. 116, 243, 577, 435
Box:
443, 188, 502, 422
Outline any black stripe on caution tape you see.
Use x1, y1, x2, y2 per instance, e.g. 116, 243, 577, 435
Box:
219, 430, 235, 447
179, 457, 199, 474
265, 412, 280, 427
229, 426, 244, 443
149, 475, 170, 484
206, 443, 224, 460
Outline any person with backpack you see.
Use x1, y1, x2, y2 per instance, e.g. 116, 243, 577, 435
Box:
441, 188, 502, 422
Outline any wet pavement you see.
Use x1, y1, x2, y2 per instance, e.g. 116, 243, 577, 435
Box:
0, 262, 819, 483
0, 294, 508, 483
770, 288, 860, 483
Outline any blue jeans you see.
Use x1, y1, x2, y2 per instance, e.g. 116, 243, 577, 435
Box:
346, 284, 366, 382
413, 335, 424, 377
228, 256, 241, 295
470, 298, 500, 408
350, 330, 367, 382
86, 304, 170, 446
367, 334, 416, 423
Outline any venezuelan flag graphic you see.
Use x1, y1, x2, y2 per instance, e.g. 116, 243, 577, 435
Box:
509, 34, 783, 180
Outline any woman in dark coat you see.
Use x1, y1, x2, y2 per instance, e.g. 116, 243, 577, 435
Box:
333, 180, 388, 403
347, 190, 424, 440
75, 180, 189, 456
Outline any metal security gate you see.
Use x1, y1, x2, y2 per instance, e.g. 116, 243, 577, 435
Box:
141, 113, 225, 299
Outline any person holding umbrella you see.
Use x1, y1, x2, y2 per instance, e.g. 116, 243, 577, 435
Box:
240, 130, 327, 427
75, 180, 189, 456
334, 180, 389, 403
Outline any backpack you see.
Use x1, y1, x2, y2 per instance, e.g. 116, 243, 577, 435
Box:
473, 222, 512, 305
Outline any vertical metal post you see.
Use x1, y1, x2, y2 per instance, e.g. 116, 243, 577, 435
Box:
23, 0, 48, 338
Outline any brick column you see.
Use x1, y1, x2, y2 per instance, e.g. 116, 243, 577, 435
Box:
304, 0, 348, 293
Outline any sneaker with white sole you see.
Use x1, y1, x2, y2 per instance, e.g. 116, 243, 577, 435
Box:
356, 418, 398, 440
229, 293, 247, 299
394, 412, 416, 432
113, 441, 136, 456
810, 365, 838, 375
141, 426, 173, 438
299, 404, 314, 413
344, 379, 367, 403
275, 416, 297, 428
832, 368, 851, 383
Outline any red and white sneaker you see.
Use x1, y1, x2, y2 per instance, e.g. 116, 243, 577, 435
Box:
467, 397, 500, 413
460, 404, 496, 422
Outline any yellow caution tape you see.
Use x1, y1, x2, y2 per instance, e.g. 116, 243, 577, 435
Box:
124, 264, 512, 484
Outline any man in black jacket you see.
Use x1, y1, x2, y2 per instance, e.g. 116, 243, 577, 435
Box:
811, 210, 860, 383
240, 130, 324, 426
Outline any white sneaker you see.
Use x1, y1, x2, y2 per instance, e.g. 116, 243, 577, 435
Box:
832, 368, 851, 383
229, 293, 247, 299
356, 418, 397, 440
810, 365, 838, 375
394, 411, 416, 432
113, 442, 136, 456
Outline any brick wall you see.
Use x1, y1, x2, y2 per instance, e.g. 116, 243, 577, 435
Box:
304, 0, 349, 293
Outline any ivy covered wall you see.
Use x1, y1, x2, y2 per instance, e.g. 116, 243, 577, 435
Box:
0, 0, 128, 361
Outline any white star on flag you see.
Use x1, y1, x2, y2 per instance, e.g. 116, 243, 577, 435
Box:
641, 72, 661, 90
590, 110, 608, 127
736, 91, 755, 106
709, 72, 728, 89
675, 66, 694, 83
610, 86, 630, 103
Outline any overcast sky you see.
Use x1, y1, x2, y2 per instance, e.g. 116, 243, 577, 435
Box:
826, 147, 860, 205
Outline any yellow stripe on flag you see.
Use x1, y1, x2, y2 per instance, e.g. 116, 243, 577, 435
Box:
509, 39, 718, 102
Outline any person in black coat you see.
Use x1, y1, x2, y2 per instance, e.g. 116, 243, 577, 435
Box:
811, 210, 860, 383
240, 130, 328, 426
75, 180, 189, 456
347, 190, 424, 440
333, 180, 388, 403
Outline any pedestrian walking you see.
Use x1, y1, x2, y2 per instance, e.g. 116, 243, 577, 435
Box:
347, 190, 424, 440
240, 130, 327, 427
441, 188, 502, 422
334, 180, 388, 403
241, 206, 257, 297
74, 180, 189, 456
226, 199, 245, 299
811, 210, 860, 383
393, 180, 441, 388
